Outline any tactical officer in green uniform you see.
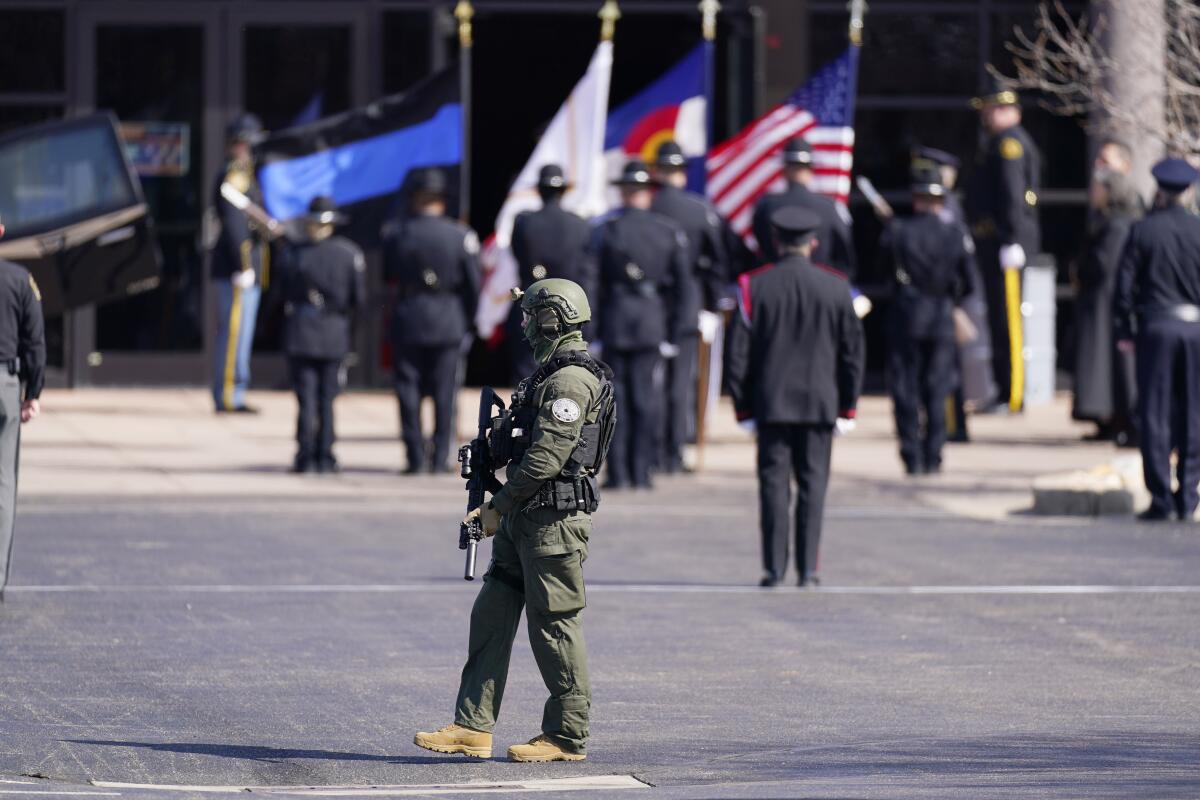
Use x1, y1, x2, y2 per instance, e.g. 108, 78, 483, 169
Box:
415, 278, 615, 763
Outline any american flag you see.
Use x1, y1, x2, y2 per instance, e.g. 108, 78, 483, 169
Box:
707, 48, 859, 250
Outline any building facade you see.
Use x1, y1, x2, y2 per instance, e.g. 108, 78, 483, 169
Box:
0, 0, 1087, 388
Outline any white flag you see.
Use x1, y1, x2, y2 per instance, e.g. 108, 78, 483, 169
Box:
476, 41, 613, 339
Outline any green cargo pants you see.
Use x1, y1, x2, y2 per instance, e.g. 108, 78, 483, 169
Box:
454, 506, 591, 753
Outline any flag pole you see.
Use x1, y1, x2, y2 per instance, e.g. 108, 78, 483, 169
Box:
694, 0, 721, 473
455, 1, 474, 224
846, 0, 866, 126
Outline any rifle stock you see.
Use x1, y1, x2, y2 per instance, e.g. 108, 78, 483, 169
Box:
458, 387, 506, 581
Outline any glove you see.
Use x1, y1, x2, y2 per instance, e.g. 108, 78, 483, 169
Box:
659, 342, 681, 359
834, 417, 856, 437
999, 243, 1026, 271
463, 503, 501, 538
739, 419, 757, 436
234, 268, 256, 289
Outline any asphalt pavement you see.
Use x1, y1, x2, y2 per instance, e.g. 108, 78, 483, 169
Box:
1, 389, 1197, 799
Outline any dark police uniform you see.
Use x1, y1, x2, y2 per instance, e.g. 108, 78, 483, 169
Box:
965, 112, 1041, 413
751, 138, 856, 277
727, 208, 865, 585
507, 200, 594, 380
0, 258, 44, 597
650, 172, 729, 471
1113, 159, 1200, 521
879, 183, 976, 475
384, 205, 481, 473
593, 162, 693, 488
280, 200, 367, 473
211, 114, 271, 413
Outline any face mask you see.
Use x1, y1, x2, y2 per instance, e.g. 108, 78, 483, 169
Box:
522, 308, 581, 365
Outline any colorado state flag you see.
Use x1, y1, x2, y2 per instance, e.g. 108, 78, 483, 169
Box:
604, 45, 706, 192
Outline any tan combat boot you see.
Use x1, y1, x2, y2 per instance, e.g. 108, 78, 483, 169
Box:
413, 724, 493, 759
507, 735, 586, 762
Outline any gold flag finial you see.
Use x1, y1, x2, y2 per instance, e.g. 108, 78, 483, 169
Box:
699, 0, 721, 42
848, 0, 867, 46
599, 0, 621, 42
454, 0, 474, 48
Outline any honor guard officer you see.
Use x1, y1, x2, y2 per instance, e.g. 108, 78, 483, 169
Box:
212, 113, 271, 414
507, 164, 594, 381
727, 207, 865, 587
965, 79, 1042, 414
279, 197, 367, 475
751, 137, 857, 277
0, 218, 44, 601
415, 278, 615, 762
650, 140, 730, 473
384, 168, 482, 474
879, 167, 976, 476
1114, 158, 1200, 522
592, 159, 693, 489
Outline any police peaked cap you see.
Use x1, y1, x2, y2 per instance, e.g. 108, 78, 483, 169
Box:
1151, 157, 1200, 192
782, 137, 815, 165
303, 195, 348, 225
411, 167, 448, 196
655, 140, 688, 168
911, 146, 961, 171
910, 166, 946, 198
227, 113, 265, 144
970, 74, 1019, 109
612, 159, 656, 187
537, 164, 570, 191
770, 207, 822, 240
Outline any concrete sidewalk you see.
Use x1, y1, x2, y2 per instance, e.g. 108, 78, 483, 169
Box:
22, 387, 1126, 519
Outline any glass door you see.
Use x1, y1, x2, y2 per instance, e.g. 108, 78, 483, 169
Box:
74, 4, 220, 384
228, 4, 371, 387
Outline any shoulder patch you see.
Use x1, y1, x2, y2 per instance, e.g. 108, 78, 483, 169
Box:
1000, 137, 1024, 161
28, 274, 41, 302
551, 397, 581, 423
463, 230, 480, 255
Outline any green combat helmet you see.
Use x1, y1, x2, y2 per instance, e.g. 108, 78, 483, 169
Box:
512, 279, 591, 364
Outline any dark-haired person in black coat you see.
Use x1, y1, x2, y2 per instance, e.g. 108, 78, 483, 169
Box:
1072, 143, 1142, 444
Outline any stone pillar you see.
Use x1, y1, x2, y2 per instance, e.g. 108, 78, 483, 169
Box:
1094, 0, 1167, 199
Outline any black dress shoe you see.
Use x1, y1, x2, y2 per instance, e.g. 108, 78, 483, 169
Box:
317, 458, 341, 474
1137, 507, 1173, 522
232, 405, 260, 415
759, 576, 781, 588
291, 459, 315, 474
602, 478, 627, 490
402, 464, 424, 476
925, 462, 943, 475
799, 575, 821, 588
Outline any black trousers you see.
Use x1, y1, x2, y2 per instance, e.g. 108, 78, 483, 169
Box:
606, 347, 664, 487
889, 334, 956, 471
661, 335, 698, 469
757, 423, 833, 581
290, 356, 340, 466
1137, 317, 1200, 518
394, 343, 461, 471
979, 242, 1023, 411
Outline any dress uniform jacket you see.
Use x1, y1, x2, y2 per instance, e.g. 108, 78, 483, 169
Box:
281, 236, 367, 360
651, 184, 729, 317
211, 163, 269, 282
0, 258, 45, 593
1113, 204, 1200, 518
592, 207, 693, 350
384, 214, 482, 347
727, 256, 865, 425
751, 182, 857, 278
966, 125, 1041, 255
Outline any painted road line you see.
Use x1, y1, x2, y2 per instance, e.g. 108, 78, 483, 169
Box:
11, 583, 1200, 595
93, 776, 647, 795
0, 792, 120, 797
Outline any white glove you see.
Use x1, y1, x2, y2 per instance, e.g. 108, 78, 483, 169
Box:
234, 268, 256, 289
739, 419, 757, 436
834, 417, 856, 437
659, 342, 680, 359
999, 243, 1026, 271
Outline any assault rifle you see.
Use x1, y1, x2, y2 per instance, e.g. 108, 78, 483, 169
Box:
457, 387, 507, 580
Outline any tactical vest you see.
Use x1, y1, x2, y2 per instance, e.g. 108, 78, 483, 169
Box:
491, 349, 616, 514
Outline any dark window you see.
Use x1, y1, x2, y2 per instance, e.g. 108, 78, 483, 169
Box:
851, 107, 979, 191
243, 26, 352, 132
0, 11, 65, 93
0, 106, 63, 136
382, 11, 434, 95
811, 12, 978, 96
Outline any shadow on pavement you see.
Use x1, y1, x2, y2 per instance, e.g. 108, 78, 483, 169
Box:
64, 740, 454, 766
